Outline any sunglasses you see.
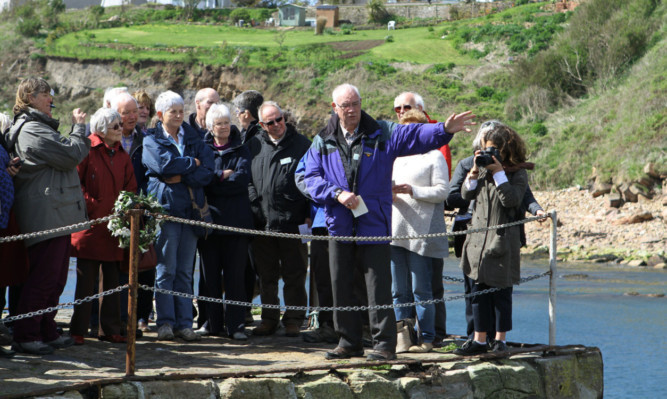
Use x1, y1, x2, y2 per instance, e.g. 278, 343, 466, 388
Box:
394, 104, 412, 113
109, 124, 121, 130
262, 116, 283, 126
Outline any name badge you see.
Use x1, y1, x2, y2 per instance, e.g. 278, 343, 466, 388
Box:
280, 157, 292, 165
352, 153, 360, 161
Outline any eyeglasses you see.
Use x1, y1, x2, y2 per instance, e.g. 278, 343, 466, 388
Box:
262, 116, 283, 126
336, 101, 361, 110
394, 104, 412, 113
235, 108, 244, 115
109, 124, 121, 130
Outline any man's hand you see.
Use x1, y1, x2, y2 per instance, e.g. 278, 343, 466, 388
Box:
164, 175, 182, 184
72, 108, 87, 124
222, 169, 233, 180
444, 111, 476, 134
536, 209, 548, 223
337, 191, 359, 210
194, 158, 201, 167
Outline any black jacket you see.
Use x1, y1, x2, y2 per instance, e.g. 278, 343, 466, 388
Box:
241, 119, 262, 144
203, 129, 253, 235
247, 125, 311, 232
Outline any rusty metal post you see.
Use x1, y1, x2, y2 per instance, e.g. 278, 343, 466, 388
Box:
548, 210, 558, 347
126, 209, 143, 376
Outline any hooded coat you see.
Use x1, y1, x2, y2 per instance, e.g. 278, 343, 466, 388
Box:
4, 108, 90, 247
70, 134, 137, 261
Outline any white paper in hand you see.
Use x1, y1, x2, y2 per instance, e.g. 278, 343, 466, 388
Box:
298, 223, 312, 243
351, 196, 369, 218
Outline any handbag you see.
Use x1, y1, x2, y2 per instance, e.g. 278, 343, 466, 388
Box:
120, 244, 158, 273
396, 318, 418, 353
187, 187, 214, 239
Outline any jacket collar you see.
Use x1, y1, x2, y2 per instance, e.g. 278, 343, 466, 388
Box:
319, 110, 380, 141
204, 128, 243, 150
89, 133, 123, 152
259, 124, 298, 146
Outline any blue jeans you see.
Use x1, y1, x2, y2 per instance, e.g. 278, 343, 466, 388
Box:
154, 221, 198, 330
390, 246, 435, 343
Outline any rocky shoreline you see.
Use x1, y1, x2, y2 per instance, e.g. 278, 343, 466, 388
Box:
521, 187, 666, 268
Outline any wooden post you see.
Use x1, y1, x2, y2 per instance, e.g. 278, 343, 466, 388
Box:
126, 209, 142, 376
548, 210, 558, 347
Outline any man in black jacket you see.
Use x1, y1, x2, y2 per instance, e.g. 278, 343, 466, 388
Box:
247, 101, 311, 337
233, 90, 264, 144
188, 88, 220, 137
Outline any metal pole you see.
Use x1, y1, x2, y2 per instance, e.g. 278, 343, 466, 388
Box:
126, 209, 142, 376
548, 210, 558, 347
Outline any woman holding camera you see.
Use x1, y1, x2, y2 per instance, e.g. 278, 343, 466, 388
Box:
453, 123, 529, 356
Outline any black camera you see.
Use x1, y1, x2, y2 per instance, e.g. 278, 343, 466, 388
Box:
475, 147, 502, 167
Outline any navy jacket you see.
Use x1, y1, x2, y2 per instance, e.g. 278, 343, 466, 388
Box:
203, 130, 253, 234
142, 122, 214, 219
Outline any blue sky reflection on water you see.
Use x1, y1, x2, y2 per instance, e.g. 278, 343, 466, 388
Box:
56, 256, 666, 398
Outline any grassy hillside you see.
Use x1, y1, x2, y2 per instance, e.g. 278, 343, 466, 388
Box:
1, 1, 664, 189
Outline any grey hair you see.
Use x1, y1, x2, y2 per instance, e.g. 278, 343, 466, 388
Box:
232, 90, 264, 120
109, 92, 138, 112
0, 112, 12, 133
155, 90, 185, 114
205, 103, 231, 130
473, 120, 506, 151
103, 87, 129, 108
258, 101, 283, 122
332, 83, 361, 104
394, 92, 425, 109
90, 107, 122, 136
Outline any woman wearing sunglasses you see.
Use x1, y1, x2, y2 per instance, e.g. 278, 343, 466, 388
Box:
69, 108, 137, 345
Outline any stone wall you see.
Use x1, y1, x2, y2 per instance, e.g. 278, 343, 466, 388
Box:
29, 347, 603, 399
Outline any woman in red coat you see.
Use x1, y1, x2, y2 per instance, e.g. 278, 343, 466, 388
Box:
69, 108, 137, 345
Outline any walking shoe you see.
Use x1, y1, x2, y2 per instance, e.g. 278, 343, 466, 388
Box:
302, 324, 338, 344
252, 321, 278, 336
232, 331, 248, 341
284, 324, 301, 337
324, 346, 364, 360
45, 335, 75, 349
491, 340, 508, 352
71, 335, 85, 345
99, 334, 127, 344
194, 326, 210, 336
157, 324, 175, 341
453, 340, 488, 356
408, 342, 433, 353
366, 349, 397, 361
0, 346, 15, 358
174, 328, 201, 342
362, 326, 373, 348
12, 341, 55, 355
138, 320, 151, 332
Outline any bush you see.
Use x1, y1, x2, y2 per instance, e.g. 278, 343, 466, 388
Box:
17, 17, 42, 37
315, 17, 327, 35
367, 0, 393, 24
230, 8, 251, 23
531, 122, 548, 137
384, 35, 394, 43
476, 86, 495, 99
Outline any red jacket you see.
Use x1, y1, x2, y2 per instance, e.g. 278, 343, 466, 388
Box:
423, 111, 452, 179
71, 134, 137, 261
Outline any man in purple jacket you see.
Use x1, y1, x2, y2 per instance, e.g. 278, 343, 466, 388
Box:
303, 83, 475, 361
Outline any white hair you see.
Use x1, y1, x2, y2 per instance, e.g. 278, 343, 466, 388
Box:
109, 92, 138, 112
0, 112, 12, 133
195, 88, 219, 104
332, 83, 361, 104
90, 107, 121, 136
155, 90, 185, 114
473, 120, 506, 151
205, 103, 231, 130
258, 101, 283, 122
103, 87, 129, 108
394, 91, 425, 109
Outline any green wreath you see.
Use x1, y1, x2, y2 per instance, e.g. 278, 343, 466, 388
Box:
107, 191, 165, 253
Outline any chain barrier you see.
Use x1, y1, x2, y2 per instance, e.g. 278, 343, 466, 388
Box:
0, 285, 129, 324
0, 214, 117, 244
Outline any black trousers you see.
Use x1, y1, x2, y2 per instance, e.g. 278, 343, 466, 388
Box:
329, 242, 396, 352
253, 235, 308, 326
198, 234, 249, 335
470, 281, 512, 334
431, 258, 447, 340
310, 228, 333, 325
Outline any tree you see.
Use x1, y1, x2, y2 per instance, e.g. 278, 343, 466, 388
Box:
366, 0, 392, 24
183, 0, 200, 20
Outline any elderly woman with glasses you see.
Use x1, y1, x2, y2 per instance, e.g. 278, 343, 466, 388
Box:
142, 90, 214, 342
69, 108, 138, 345
4, 77, 90, 355
197, 104, 253, 340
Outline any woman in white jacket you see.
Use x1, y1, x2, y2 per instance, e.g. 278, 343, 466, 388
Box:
390, 110, 449, 353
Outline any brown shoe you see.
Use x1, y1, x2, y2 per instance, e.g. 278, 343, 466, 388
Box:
284, 324, 300, 337
366, 349, 397, 361
325, 346, 364, 360
252, 321, 278, 336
